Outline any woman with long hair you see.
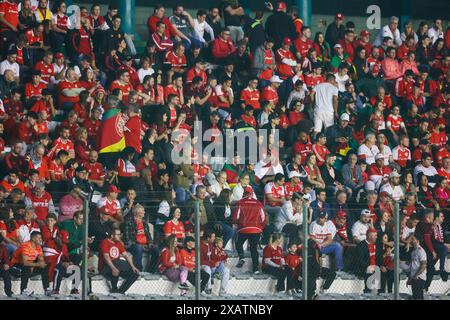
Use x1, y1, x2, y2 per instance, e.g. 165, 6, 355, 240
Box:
115, 146, 141, 192
74, 127, 91, 162
50, 0, 70, 53
313, 32, 331, 63
262, 233, 295, 293
417, 173, 438, 209
163, 207, 186, 245
158, 234, 189, 294
353, 46, 369, 80
303, 154, 325, 189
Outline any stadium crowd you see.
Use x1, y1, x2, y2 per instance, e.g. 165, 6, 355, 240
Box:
0, 0, 448, 299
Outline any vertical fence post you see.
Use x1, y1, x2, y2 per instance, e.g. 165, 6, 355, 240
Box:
394, 202, 400, 300
194, 200, 201, 300
81, 196, 90, 301
302, 203, 308, 300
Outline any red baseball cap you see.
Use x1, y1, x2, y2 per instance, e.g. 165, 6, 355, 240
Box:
283, 37, 291, 45
360, 30, 370, 37
108, 185, 121, 193
335, 13, 344, 20
54, 52, 64, 59
366, 227, 377, 235
337, 211, 347, 219
277, 2, 287, 11
243, 186, 253, 196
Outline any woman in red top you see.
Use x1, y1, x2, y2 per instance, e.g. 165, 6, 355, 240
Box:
159, 234, 186, 289
262, 234, 292, 292
74, 127, 92, 162
72, 90, 92, 123
288, 100, 306, 126
163, 207, 185, 243
79, 68, 97, 91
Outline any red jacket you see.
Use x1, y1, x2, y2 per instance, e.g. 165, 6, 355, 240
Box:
211, 37, 236, 60
158, 246, 182, 273
211, 246, 228, 267
233, 196, 267, 234
200, 241, 214, 268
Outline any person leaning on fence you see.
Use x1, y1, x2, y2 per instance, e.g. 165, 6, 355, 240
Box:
122, 204, 159, 274
354, 227, 383, 293
233, 186, 268, 273
98, 228, 140, 294
407, 235, 427, 300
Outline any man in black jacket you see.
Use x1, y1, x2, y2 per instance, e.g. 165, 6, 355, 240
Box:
0, 70, 17, 99
325, 13, 346, 49
243, 11, 266, 53
355, 227, 384, 293
264, 2, 296, 48
122, 204, 159, 273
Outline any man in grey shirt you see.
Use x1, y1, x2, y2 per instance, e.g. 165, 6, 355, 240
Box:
408, 236, 427, 300
169, 5, 203, 49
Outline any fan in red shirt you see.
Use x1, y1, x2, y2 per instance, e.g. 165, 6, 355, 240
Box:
16, 112, 39, 145
0, 0, 18, 32
147, 6, 178, 38
34, 51, 55, 85
164, 43, 187, 76
304, 63, 325, 90
163, 208, 186, 241
185, 60, 207, 85
338, 30, 356, 62
164, 74, 184, 104
96, 185, 124, 225
240, 78, 260, 110
392, 136, 411, 168
98, 229, 139, 293
211, 29, 236, 62
262, 234, 294, 292
312, 134, 330, 167
109, 69, 134, 102
124, 105, 142, 154
276, 38, 297, 79
57, 68, 84, 107
284, 243, 302, 290
25, 70, 46, 105
25, 183, 55, 222
241, 105, 257, 127
353, 30, 372, 56
261, 76, 282, 106
429, 119, 447, 148
293, 26, 313, 59
48, 128, 75, 159
292, 131, 313, 165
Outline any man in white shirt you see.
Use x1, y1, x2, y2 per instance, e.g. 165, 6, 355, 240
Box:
373, 16, 402, 47
357, 133, 380, 165
380, 171, 404, 201
231, 173, 256, 204
427, 19, 443, 45
0, 49, 20, 82
408, 235, 427, 300
413, 152, 439, 187
193, 10, 215, 44
309, 212, 344, 270
351, 209, 372, 243
313, 73, 339, 138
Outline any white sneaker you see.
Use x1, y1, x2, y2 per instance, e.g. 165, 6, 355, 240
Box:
21, 290, 34, 297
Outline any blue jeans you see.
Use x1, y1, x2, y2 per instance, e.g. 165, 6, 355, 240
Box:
3, 243, 17, 258
320, 242, 344, 270
182, 36, 204, 50
128, 243, 159, 272
219, 223, 235, 248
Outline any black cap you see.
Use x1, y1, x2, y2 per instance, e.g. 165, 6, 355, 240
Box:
75, 165, 87, 173
312, 62, 323, 70
184, 236, 195, 244
404, 70, 415, 77
318, 212, 328, 219
7, 48, 17, 55
31, 70, 42, 76
123, 55, 133, 61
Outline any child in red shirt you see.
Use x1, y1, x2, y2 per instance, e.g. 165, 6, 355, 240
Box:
284, 243, 302, 293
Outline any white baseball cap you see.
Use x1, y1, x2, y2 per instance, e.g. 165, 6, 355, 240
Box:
340, 113, 350, 121
389, 171, 401, 178
288, 171, 302, 179
270, 75, 283, 83
375, 153, 385, 160
333, 44, 342, 49
361, 209, 372, 216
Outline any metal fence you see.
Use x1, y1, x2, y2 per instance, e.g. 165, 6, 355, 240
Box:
1, 190, 449, 301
